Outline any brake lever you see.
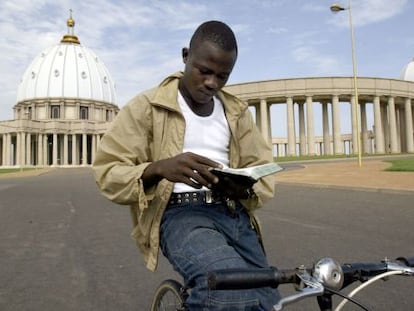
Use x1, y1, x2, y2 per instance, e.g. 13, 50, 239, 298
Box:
387, 261, 414, 276
273, 272, 324, 311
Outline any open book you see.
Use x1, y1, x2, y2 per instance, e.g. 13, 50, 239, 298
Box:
211, 162, 284, 188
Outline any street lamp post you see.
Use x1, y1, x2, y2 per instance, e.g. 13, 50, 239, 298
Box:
331, 0, 362, 167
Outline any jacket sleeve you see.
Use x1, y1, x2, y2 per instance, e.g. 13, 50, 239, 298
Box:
237, 108, 275, 210
92, 98, 154, 206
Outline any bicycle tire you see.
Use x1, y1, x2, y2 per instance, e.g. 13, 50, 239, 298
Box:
150, 279, 186, 311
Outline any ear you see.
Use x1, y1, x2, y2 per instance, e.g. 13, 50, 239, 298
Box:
182, 47, 189, 63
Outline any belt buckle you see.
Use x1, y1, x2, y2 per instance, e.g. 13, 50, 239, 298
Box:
226, 198, 236, 211
205, 191, 213, 203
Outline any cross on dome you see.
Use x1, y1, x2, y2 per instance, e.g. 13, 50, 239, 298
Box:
61, 9, 80, 44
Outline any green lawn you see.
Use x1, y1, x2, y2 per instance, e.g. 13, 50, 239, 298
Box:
274, 154, 414, 172
0, 168, 36, 174
274, 154, 355, 162
385, 158, 414, 172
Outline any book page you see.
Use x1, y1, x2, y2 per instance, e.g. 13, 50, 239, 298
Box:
212, 163, 283, 181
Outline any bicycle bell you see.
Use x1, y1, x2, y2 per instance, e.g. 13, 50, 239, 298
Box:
312, 257, 344, 290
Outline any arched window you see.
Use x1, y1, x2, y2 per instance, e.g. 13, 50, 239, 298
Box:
80, 106, 89, 120
51, 105, 60, 119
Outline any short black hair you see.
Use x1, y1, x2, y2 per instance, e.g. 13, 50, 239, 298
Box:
189, 21, 238, 54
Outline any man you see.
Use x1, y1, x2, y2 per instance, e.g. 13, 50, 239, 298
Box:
93, 20, 280, 310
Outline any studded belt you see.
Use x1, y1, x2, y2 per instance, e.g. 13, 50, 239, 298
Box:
168, 190, 223, 205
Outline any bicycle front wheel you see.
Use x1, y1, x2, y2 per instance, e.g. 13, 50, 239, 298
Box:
150, 279, 186, 311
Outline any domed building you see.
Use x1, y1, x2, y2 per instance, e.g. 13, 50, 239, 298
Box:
0, 13, 119, 167
400, 57, 414, 81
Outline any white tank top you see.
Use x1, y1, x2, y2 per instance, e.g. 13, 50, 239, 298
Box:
173, 92, 230, 193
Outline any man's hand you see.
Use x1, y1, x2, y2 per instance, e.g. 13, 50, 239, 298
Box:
142, 152, 221, 189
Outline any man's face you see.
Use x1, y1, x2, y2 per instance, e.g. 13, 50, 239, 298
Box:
181, 40, 237, 105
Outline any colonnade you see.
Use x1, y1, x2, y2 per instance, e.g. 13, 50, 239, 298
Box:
225, 77, 414, 157
252, 95, 413, 157
0, 131, 101, 167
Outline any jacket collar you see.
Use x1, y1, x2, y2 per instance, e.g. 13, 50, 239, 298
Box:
151, 71, 248, 116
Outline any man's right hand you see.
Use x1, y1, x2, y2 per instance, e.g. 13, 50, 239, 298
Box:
142, 152, 222, 189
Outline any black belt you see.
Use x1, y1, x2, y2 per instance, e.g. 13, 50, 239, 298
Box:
168, 190, 223, 205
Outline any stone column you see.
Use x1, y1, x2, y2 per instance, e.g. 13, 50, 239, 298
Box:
332, 95, 343, 154
91, 134, 96, 164
82, 133, 87, 165
298, 101, 306, 155
286, 97, 296, 156
53, 133, 58, 166
16, 132, 22, 165
405, 98, 414, 153
96, 134, 101, 150
388, 97, 399, 153
37, 134, 43, 166
63, 134, 68, 165
350, 96, 359, 154
381, 104, 390, 153
5, 134, 8, 165
259, 98, 271, 143
1, 134, 5, 166
26, 133, 31, 165
72, 134, 77, 165
373, 96, 385, 154
306, 96, 315, 155
399, 107, 406, 152
21, 132, 26, 166
7, 134, 11, 166
322, 102, 330, 155
44, 135, 49, 166
360, 102, 369, 154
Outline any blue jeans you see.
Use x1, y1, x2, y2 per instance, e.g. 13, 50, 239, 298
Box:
160, 201, 280, 311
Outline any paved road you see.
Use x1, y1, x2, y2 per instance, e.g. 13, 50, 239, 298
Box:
1, 168, 413, 310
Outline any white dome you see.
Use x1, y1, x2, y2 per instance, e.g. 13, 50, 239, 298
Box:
400, 57, 414, 81
17, 17, 116, 105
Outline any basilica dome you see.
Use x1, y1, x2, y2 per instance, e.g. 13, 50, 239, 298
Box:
400, 57, 414, 81
16, 14, 116, 105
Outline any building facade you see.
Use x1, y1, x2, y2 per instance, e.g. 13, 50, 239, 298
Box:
0, 14, 119, 167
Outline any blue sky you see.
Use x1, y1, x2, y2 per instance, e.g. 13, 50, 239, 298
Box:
1, 0, 413, 137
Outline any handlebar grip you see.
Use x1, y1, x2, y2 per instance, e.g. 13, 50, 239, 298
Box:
396, 256, 414, 267
341, 262, 387, 287
207, 267, 297, 290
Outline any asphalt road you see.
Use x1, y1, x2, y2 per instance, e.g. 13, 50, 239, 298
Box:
1, 168, 413, 311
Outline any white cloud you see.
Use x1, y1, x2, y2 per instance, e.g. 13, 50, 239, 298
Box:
266, 27, 288, 35
292, 46, 344, 76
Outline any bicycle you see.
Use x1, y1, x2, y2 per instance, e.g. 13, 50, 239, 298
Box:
150, 255, 414, 311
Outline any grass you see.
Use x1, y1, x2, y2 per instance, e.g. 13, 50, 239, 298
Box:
274, 154, 414, 172
0, 168, 37, 174
274, 154, 355, 162
385, 158, 414, 172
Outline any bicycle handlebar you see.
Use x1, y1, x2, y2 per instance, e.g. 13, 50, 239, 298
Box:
208, 267, 298, 290
396, 256, 414, 267
207, 256, 414, 311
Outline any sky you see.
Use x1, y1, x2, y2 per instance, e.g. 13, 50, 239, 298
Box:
1, 0, 413, 138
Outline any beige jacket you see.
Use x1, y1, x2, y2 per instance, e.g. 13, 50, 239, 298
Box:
93, 72, 275, 271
